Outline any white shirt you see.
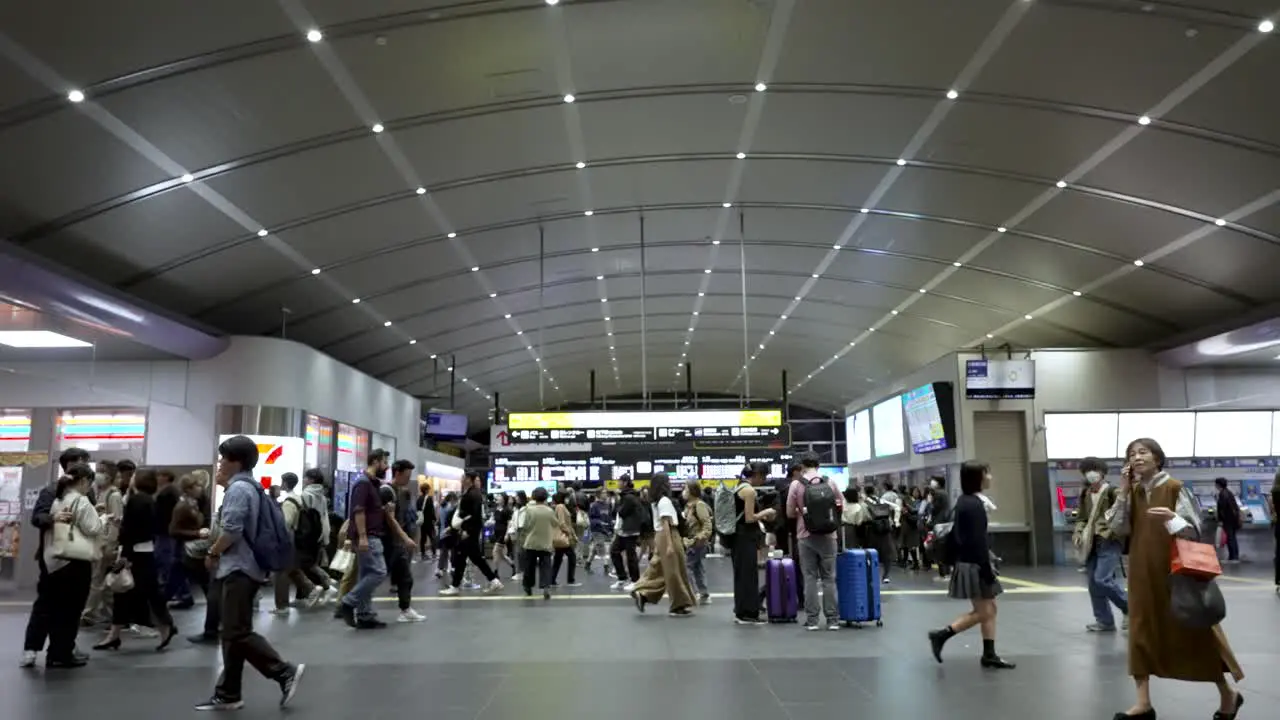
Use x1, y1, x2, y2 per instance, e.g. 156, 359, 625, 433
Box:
652, 496, 678, 532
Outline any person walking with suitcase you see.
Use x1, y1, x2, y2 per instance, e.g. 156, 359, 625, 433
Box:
786, 453, 843, 631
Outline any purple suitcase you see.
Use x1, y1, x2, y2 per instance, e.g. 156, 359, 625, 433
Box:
765, 557, 799, 623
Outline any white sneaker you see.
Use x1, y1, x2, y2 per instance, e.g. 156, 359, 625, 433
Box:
19, 650, 36, 668
439, 586, 460, 596
623, 582, 637, 594
566, 582, 583, 588
398, 608, 426, 623
511, 573, 522, 582
484, 578, 504, 594
610, 580, 626, 591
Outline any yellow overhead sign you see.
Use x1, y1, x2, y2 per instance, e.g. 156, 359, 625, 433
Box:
508, 409, 782, 430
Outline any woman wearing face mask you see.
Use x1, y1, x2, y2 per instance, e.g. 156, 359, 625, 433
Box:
81, 464, 124, 627
1072, 458, 1128, 632
1106, 438, 1244, 720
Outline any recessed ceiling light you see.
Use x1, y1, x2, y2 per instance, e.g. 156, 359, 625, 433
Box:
1073, 290, 1083, 297
705, 269, 712, 274
754, 82, 767, 92
736, 152, 746, 159
383, 320, 392, 327
563, 94, 575, 103
604, 316, 611, 321
596, 275, 604, 280
180, 173, 194, 183
416, 187, 426, 195
576, 161, 586, 169
0, 330, 92, 348
1056, 180, 1067, 189
946, 89, 959, 100
1133, 259, 1145, 267
712, 240, 720, 245
723, 202, 732, 208
447, 232, 457, 238
516, 330, 523, 335
997, 226, 1007, 233
811, 273, 819, 279
371, 123, 385, 133
693, 311, 699, 316
1024, 314, 1033, 320
257, 229, 268, 237
986, 334, 994, 339
1214, 218, 1227, 227
1260, 19, 1275, 33
833, 244, 841, 250
306, 29, 323, 42
601, 298, 608, 302
794, 296, 802, 300
769, 330, 775, 335
546, 0, 560, 6
849, 341, 856, 346
860, 208, 869, 214
489, 292, 497, 298
470, 266, 479, 272
896, 158, 906, 166
953, 261, 962, 267
461, 378, 467, 382
311, 268, 321, 275
867, 327, 875, 332
698, 292, 705, 297
687, 327, 694, 332
780, 314, 788, 320
352, 298, 361, 304
504, 313, 511, 319
430, 354, 437, 359
918, 288, 927, 293
584, 210, 593, 216
409, 340, 417, 345
67, 89, 85, 103
1137, 115, 1151, 126
591, 247, 599, 252
891, 310, 899, 315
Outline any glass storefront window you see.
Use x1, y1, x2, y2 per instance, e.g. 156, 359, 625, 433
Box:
336, 423, 369, 473
305, 414, 335, 477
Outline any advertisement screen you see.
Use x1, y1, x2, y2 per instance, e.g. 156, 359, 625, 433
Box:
872, 396, 905, 458
1115, 412, 1195, 458
846, 410, 871, 463
965, 359, 1036, 399
1193, 411, 1273, 457
820, 465, 850, 491
426, 412, 469, 438
904, 383, 948, 453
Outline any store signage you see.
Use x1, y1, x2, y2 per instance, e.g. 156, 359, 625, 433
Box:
965, 359, 1036, 400
215, 434, 304, 490
508, 409, 782, 430
489, 425, 590, 454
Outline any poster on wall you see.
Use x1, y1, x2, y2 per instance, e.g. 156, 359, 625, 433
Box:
965, 359, 1035, 400
0, 467, 22, 559
216, 435, 304, 490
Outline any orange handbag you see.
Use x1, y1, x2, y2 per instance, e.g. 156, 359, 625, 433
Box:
1170, 537, 1221, 581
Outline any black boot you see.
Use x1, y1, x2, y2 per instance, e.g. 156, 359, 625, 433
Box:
928, 626, 954, 663
980, 639, 1016, 669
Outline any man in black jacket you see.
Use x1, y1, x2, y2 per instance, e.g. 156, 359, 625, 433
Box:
21, 447, 90, 668
609, 481, 643, 588
440, 472, 502, 596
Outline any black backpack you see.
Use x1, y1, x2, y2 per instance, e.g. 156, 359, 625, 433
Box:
867, 501, 893, 534
801, 477, 839, 535
287, 497, 323, 559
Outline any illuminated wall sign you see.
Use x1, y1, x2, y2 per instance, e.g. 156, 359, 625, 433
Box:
216, 435, 304, 490
0, 415, 32, 452
58, 412, 146, 443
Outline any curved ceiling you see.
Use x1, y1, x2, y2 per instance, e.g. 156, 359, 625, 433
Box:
0, 0, 1277, 422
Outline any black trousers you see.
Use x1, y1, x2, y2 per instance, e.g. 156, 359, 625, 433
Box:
450, 534, 496, 587
419, 521, 436, 558
523, 549, 552, 592
23, 558, 52, 653
215, 571, 289, 700
728, 532, 761, 620
551, 546, 576, 584
112, 551, 173, 628
385, 544, 413, 610
1223, 525, 1240, 561
610, 535, 640, 582
44, 561, 92, 660
183, 556, 222, 637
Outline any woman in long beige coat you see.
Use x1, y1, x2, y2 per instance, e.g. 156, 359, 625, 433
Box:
1107, 438, 1244, 720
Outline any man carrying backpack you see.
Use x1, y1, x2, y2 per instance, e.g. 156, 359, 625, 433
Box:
785, 452, 844, 631
273, 473, 326, 614
196, 435, 304, 712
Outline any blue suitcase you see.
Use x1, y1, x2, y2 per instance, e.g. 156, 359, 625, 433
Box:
837, 548, 883, 628
764, 557, 799, 623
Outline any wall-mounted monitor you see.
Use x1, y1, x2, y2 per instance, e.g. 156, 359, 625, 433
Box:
1044, 413, 1119, 459
820, 464, 850, 491
904, 381, 957, 454
1115, 412, 1195, 458
872, 395, 905, 458
1193, 411, 1273, 457
846, 410, 871, 463
965, 358, 1035, 400
425, 412, 468, 438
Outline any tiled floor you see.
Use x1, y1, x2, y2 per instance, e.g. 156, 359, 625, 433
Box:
2, 556, 1277, 719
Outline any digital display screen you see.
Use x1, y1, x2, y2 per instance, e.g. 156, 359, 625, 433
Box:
1115, 412, 1195, 458
425, 412, 468, 438
872, 396, 905, 457
1044, 413, 1119, 459
539, 457, 588, 483
492, 457, 539, 485
820, 465, 850, 491
904, 383, 948, 453
1193, 411, 1274, 457
847, 410, 871, 463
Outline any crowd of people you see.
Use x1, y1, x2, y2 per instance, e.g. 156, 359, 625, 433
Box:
14, 438, 1258, 719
